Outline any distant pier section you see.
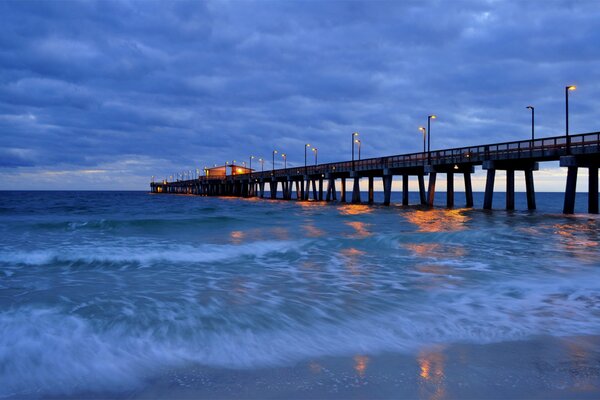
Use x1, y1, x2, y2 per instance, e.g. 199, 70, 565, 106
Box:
151, 132, 600, 214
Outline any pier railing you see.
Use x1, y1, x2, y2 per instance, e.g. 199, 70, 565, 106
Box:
164, 131, 600, 183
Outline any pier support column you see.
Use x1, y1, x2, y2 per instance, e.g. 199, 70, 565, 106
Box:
589, 167, 599, 214
418, 175, 427, 205
427, 172, 437, 207
304, 176, 311, 201
464, 172, 474, 208
563, 166, 578, 214
270, 181, 278, 199
382, 175, 393, 206
446, 172, 454, 208
368, 176, 374, 204
326, 177, 337, 202
281, 179, 293, 200
352, 176, 361, 203
259, 181, 265, 198
295, 180, 301, 200
524, 169, 536, 210
506, 169, 515, 210
318, 179, 324, 201
340, 178, 347, 203
483, 169, 496, 210
312, 179, 318, 200
402, 174, 409, 206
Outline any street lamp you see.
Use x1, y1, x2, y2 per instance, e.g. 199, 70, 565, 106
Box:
312, 147, 318, 165
282, 153, 287, 169
304, 143, 311, 174
355, 139, 361, 160
272, 150, 278, 173
249, 155, 255, 170
526, 105, 535, 146
259, 158, 264, 172
565, 85, 576, 155
352, 132, 359, 169
418, 126, 426, 154
427, 115, 436, 164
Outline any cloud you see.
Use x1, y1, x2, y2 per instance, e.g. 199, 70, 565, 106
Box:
0, 0, 599, 189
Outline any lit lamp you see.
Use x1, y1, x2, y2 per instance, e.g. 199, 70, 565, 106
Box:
272, 150, 278, 174
352, 132, 359, 169
312, 147, 318, 165
355, 139, 361, 160
418, 126, 426, 153
565, 85, 576, 155
427, 115, 436, 164
282, 153, 287, 169
304, 143, 310, 175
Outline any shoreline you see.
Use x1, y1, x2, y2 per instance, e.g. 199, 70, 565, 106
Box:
56, 335, 600, 400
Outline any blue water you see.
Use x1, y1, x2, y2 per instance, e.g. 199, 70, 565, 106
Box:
1, 191, 599, 398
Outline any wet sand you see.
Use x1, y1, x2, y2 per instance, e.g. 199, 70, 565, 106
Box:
124, 335, 600, 400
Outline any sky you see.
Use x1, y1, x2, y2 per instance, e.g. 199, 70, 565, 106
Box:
1, 0, 599, 191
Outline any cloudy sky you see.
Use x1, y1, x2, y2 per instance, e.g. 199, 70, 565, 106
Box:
1, 0, 599, 190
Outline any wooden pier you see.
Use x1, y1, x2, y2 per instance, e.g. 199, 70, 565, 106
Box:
150, 132, 600, 214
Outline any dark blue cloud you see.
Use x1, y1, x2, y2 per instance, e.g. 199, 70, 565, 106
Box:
0, 0, 599, 189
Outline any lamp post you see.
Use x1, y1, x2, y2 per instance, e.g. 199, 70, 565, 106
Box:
565, 85, 576, 155
352, 132, 359, 169
304, 143, 310, 175
427, 115, 436, 164
259, 158, 264, 172
526, 106, 535, 154
282, 153, 287, 169
355, 139, 361, 160
419, 126, 426, 154
312, 147, 318, 165
272, 150, 278, 174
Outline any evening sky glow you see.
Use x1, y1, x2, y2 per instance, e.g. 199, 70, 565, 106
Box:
1, 0, 599, 190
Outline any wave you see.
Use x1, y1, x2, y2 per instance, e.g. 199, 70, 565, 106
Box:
0, 239, 304, 268
2, 271, 600, 397
30, 215, 243, 232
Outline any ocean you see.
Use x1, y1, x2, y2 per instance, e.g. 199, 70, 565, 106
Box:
1, 191, 599, 399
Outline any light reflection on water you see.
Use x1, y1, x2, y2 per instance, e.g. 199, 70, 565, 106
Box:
418, 346, 446, 400
353, 355, 369, 377
403, 209, 470, 232
345, 221, 371, 237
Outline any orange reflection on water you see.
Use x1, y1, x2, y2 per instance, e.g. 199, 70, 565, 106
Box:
418, 346, 446, 400
297, 201, 326, 208
340, 247, 367, 276
564, 339, 598, 392
339, 204, 373, 215
554, 221, 599, 251
354, 355, 369, 377
303, 224, 325, 237
345, 221, 372, 237
230, 230, 245, 244
405, 243, 441, 256
404, 209, 470, 233
308, 361, 323, 374
341, 248, 367, 257
404, 243, 466, 258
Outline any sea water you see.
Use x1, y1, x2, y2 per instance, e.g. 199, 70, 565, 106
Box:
1, 191, 599, 398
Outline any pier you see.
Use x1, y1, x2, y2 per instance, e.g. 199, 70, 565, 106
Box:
150, 131, 600, 214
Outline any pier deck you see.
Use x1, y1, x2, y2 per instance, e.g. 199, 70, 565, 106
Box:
151, 132, 600, 214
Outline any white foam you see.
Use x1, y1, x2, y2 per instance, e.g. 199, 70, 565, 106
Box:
0, 240, 304, 267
